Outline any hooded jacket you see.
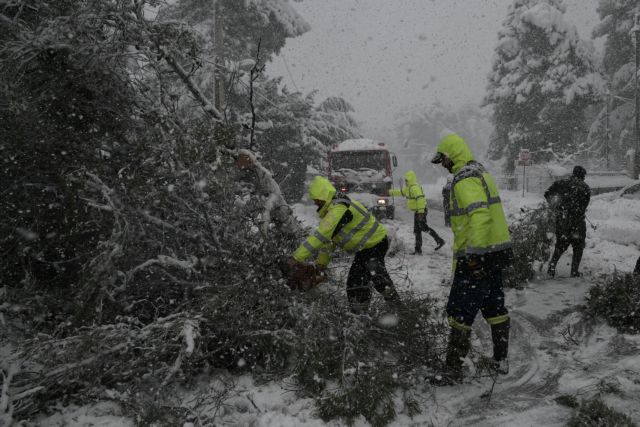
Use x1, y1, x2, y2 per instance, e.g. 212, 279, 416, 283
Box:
389, 170, 427, 213
435, 133, 511, 260
293, 176, 387, 266
544, 176, 591, 224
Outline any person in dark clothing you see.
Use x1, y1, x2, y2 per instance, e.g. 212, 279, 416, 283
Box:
442, 176, 452, 227
545, 166, 591, 278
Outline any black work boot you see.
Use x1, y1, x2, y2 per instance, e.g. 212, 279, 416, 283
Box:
431, 327, 471, 386
547, 262, 557, 278
548, 246, 563, 278
428, 228, 445, 251
570, 246, 584, 278
490, 319, 510, 375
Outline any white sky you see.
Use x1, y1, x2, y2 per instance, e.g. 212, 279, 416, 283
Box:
267, 0, 601, 139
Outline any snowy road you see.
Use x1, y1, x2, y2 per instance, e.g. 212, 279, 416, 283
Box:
39, 192, 640, 426
286, 192, 640, 426
380, 191, 640, 427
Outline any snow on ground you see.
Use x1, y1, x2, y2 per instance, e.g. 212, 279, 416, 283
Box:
37, 189, 640, 426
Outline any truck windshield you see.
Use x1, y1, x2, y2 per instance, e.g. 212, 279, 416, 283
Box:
330, 151, 386, 172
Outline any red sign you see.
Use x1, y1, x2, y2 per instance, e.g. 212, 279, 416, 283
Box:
518, 149, 532, 166
518, 149, 531, 162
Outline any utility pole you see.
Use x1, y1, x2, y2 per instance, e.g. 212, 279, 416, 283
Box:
634, 11, 640, 179
605, 88, 611, 170
212, 0, 225, 113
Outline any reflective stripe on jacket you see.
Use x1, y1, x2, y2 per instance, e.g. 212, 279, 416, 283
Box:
449, 162, 511, 259
293, 194, 387, 266
389, 170, 427, 213
435, 134, 511, 261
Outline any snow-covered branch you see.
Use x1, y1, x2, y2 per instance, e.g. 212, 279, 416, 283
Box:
229, 148, 301, 235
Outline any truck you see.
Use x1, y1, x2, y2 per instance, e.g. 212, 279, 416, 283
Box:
326, 139, 398, 219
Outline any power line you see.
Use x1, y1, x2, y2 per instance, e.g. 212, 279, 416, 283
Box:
280, 53, 300, 93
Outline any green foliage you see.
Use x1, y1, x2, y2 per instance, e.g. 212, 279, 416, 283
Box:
251, 78, 319, 202
567, 398, 636, 427
293, 296, 443, 426
317, 368, 397, 427
556, 394, 579, 409
0, 2, 400, 426
0, 0, 144, 319
582, 272, 640, 333
504, 204, 555, 288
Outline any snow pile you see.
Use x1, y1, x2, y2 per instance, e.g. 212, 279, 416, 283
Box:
333, 168, 386, 182
332, 138, 387, 151
589, 194, 640, 250
585, 174, 637, 189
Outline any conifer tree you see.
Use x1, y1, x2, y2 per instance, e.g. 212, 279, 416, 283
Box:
485, 0, 604, 172
590, 0, 637, 166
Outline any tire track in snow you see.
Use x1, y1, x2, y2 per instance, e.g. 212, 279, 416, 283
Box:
452, 310, 568, 424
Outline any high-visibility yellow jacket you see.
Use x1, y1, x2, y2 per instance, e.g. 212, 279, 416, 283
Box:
293, 176, 387, 266
435, 133, 511, 260
389, 170, 427, 213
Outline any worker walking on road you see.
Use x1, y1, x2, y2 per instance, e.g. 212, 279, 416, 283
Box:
430, 131, 513, 384
390, 170, 445, 254
290, 176, 402, 313
544, 166, 591, 278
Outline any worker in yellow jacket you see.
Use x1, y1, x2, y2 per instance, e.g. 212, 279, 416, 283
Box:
290, 176, 401, 312
390, 170, 445, 254
430, 131, 513, 384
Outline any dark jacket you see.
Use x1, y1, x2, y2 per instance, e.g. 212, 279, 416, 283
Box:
544, 177, 591, 225
442, 181, 451, 227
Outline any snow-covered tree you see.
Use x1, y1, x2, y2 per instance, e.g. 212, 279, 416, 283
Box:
158, 0, 310, 62
590, 0, 638, 168
485, 0, 605, 173
307, 96, 361, 149
249, 78, 319, 201
158, 0, 359, 202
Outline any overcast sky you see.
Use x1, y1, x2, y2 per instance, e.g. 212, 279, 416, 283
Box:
267, 0, 601, 139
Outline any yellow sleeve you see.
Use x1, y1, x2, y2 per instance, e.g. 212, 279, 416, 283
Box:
292, 204, 347, 263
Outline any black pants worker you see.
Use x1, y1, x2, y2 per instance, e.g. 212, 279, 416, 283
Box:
346, 236, 400, 311
414, 211, 444, 253
548, 219, 586, 277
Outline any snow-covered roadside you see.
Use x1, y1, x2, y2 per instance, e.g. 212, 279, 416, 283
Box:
35, 191, 640, 426
269, 191, 640, 426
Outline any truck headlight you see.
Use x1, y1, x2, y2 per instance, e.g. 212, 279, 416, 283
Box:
377, 199, 387, 206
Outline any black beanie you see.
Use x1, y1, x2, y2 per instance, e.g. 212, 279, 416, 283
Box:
573, 165, 586, 179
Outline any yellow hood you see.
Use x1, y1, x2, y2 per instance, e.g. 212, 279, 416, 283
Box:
436, 133, 474, 173
308, 176, 336, 217
404, 170, 418, 186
